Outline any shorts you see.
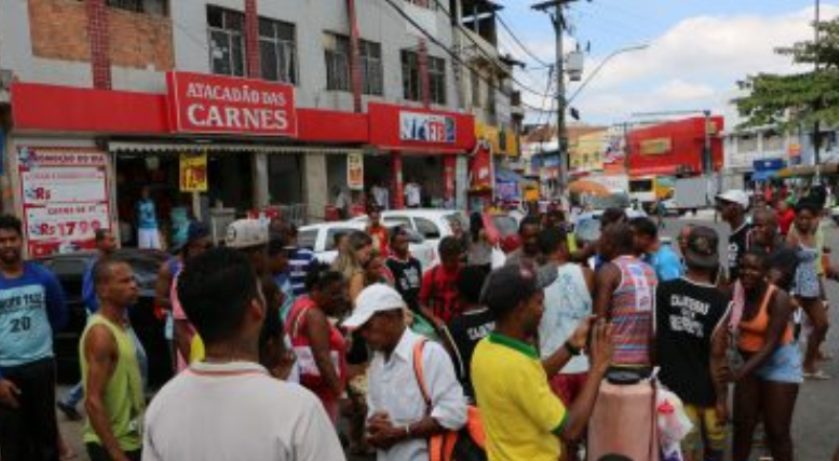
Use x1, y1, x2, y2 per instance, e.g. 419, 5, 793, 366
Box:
137, 228, 161, 250
549, 372, 588, 406
755, 343, 803, 384
682, 405, 726, 461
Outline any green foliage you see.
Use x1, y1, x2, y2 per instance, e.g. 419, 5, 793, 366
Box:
735, 18, 839, 131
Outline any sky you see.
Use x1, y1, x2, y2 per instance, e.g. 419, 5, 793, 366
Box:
496, 0, 839, 127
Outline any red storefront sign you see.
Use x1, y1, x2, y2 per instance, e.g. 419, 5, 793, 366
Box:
166, 72, 298, 137
368, 102, 475, 154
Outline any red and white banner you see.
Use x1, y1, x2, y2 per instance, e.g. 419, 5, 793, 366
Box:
18, 147, 111, 257
167, 71, 297, 137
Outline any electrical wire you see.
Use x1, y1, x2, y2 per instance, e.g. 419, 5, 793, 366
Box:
496, 13, 552, 67
383, 0, 552, 99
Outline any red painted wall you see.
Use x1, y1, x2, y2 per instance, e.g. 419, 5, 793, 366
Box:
626, 116, 724, 177
11, 83, 367, 144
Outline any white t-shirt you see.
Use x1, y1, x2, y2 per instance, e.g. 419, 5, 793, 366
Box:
539, 263, 592, 374
405, 183, 422, 207
142, 361, 345, 461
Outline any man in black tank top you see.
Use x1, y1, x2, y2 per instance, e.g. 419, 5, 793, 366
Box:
716, 190, 751, 283
654, 226, 731, 461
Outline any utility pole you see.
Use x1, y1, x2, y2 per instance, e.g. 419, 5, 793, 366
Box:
814, 0, 822, 175
533, 0, 577, 197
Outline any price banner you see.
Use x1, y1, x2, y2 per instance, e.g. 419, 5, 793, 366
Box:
180, 153, 208, 192
347, 152, 364, 191
18, 147, 111, 257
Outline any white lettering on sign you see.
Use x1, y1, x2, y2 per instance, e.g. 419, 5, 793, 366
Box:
186, 104, 289, 131
400, 111, 456, 144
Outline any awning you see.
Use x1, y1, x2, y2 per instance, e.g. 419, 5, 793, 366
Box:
108, 141, 358, 155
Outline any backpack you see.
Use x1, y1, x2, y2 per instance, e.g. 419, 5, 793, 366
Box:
412, 339, 487, 461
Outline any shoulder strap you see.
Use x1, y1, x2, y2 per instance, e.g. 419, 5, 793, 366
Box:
759, 284, 777, 316
290, 301, 313, 338
412, 339, 432, 410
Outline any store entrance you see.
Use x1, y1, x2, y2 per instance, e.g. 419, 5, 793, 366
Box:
403, 155, 444, 207
115, 152, 252, 249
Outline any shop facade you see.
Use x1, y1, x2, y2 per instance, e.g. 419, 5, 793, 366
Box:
6, 72, 370, 255
366, 102, 475, 210
6, 73, 474, 256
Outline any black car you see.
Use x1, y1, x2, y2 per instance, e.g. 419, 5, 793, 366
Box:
38, 249, 174, 387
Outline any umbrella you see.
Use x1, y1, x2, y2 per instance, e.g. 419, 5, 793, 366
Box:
568, 179, 612, 197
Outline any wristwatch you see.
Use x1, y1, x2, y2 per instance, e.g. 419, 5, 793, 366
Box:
564, 341, 582, 356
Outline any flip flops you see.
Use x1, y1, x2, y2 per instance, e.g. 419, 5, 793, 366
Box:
803, 369, 832, 380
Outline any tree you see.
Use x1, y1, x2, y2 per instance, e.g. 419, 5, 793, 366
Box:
735, 18, 839, 132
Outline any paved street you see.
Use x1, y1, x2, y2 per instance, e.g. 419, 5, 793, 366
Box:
56, 217, 839, 461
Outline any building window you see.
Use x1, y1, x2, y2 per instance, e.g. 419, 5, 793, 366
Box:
487, 76, 496, 122
324, 33, 383, 95
107, 0, 167, 14
401, 50, 445, 104
359, 40, 384, 96
260, 18, 297, 84
428, 56, 446, 105
762, 131, 784, 152
401, 50, 421, 101
471, 70, 481, 108
207, 5, 245, 77
738, 134, 758, 153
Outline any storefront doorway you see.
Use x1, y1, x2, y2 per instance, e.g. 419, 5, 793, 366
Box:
402, 155, 444, 207
114, 151, 252, 249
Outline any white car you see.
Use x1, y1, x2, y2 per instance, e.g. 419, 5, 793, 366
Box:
354, 209, 468, 244
297, 221, 436, 270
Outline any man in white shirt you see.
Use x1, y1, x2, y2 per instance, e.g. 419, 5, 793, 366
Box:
142, 248, 344, 461
404, 180, 422, 208
372, 181, 390, 210
343, 284, 467, 461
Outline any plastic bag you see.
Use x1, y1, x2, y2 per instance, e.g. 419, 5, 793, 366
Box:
490, 245, 506, 269
656, 386, 693, 461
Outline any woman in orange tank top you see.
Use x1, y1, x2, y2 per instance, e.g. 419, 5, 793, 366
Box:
731, 249, 801, 461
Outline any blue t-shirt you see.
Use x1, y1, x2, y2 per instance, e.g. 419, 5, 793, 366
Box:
82, 257, 98, 313
288, 248, 315, 296
0, 263, 67, 369
137, 199, 158, 230
648, 244, 684, 282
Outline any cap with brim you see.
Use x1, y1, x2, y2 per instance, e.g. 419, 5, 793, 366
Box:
226, 219, 269, 249
342, 283, 407, 329
684, 226, 719, 270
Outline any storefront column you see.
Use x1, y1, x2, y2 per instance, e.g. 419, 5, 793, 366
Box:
391, 151, 404, 209
443, 154, 456, 205
252, 152, 269, 209
304, 152, 328, 221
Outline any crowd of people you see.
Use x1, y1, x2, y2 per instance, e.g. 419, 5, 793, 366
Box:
0, 187, 837, 461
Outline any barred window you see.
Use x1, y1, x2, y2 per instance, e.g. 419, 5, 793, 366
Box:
207, 5, 245, 77
260, 18, 297, 84
325, 33, 383, 95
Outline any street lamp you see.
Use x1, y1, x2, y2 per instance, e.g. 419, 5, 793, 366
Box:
567, 44, 649, 105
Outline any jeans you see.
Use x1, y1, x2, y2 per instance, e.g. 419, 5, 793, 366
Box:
61, 326, 148, 407
0, 358, 59, 461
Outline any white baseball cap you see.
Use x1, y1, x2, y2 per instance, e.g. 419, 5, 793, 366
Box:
716, 189, 749, 210
225, 219, 269, 249
342, 283, 407, 329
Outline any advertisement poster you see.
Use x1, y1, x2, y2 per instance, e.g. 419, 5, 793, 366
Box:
18, 147, 110, 257
347, 152, 364, 191
400, 111, 456, 144
180, 153, 208, 192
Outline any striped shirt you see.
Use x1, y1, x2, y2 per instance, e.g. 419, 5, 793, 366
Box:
289, 247, 315, 296
610, 255, 657, 366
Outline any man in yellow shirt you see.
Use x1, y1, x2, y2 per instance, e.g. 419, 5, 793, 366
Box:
471, 263, 613, 461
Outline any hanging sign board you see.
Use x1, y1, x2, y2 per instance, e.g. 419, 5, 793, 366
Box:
347, 152, 364, 191
179, 153, 208, 192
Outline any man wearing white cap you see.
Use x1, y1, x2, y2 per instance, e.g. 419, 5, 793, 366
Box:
715, 189, 751, 282
344, 284, 466, 461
